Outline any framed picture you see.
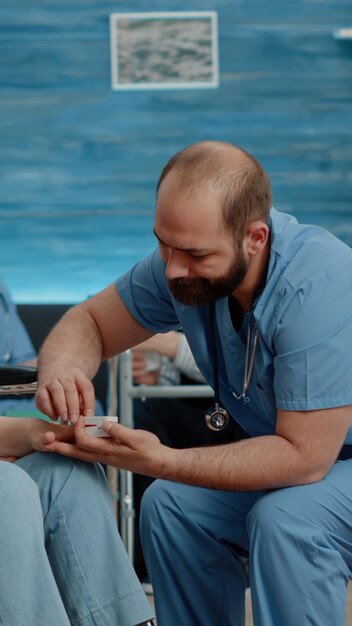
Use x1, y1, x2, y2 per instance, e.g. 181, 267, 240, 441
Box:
110, 11, 219, 90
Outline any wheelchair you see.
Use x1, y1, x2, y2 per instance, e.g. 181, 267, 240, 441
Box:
0, 365, 38, 396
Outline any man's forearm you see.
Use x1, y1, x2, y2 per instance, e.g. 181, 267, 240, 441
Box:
38, 306, 103, 383
160, 435, 324, 491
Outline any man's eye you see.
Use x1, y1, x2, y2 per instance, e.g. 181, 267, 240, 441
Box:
190, 254, 207, 260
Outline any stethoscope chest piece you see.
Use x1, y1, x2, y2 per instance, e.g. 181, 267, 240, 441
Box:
205, 404, 230, 431
205, 301, 259, 431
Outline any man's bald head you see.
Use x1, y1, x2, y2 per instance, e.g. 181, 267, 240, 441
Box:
156, 141, 272, 242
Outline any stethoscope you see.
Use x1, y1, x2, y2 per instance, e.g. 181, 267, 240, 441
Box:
0, 293, 12, 363
205, 302, 259, 431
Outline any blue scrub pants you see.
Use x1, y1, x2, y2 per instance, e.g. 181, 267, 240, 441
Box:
141, 458, 352, 626
0, 453, 154, 626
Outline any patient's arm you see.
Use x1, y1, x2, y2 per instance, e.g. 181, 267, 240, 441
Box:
0, 417, 74, 459
133, 332, 205, 383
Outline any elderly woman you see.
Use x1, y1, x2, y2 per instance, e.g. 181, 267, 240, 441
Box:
0, 279, 154, 626
0, 417, 154, 626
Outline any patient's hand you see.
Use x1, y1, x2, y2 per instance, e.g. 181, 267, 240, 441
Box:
27, 419, 76, 453
132, 351, 159, 385
0, 417, 77, 460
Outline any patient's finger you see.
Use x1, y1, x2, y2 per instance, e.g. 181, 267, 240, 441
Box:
41, 426, 75, 445
42, 431, 56, 444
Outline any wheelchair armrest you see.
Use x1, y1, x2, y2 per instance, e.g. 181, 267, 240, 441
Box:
0, 366, 38, 386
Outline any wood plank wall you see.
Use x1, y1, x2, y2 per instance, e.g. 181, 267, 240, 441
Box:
0, 0, 351, 302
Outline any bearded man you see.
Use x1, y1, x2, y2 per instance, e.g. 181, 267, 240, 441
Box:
36, 141, 352, 626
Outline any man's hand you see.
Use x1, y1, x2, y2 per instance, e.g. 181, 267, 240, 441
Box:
36, 368, 96, 423
42, 416, 169, 477
36, 286, 155, 422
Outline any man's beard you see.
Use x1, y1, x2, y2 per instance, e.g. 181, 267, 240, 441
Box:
168, 250, 248, 306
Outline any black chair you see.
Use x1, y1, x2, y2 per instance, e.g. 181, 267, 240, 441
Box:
0, 365, 38, 395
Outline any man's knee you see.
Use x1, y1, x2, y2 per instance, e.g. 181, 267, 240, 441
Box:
247, 489, 296, 541
140, 479, 176, 538
141, 479, 168, 517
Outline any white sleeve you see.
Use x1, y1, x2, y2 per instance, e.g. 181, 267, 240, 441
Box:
173, 334, 206, 383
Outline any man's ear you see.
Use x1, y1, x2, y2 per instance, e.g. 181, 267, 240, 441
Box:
245, 221, 269, 255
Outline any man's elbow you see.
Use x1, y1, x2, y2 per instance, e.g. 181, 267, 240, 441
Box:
295, 459, 333, 486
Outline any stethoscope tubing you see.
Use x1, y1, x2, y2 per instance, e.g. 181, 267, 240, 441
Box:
206, 301, 258, 430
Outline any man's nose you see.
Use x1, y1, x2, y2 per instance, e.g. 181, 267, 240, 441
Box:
165, 249, 189, 280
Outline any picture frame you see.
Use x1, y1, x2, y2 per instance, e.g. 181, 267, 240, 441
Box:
110, 11, 219, 90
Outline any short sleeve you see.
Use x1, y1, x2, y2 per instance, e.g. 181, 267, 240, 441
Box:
273, 263, 352, 410
115, 250, 181, 333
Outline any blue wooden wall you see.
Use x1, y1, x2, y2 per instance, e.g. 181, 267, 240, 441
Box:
0, 0, 351, 303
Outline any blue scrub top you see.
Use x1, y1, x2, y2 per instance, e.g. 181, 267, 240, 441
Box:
0, 281, 35, 366
116, 209, 352, 443
0, 280, 37, 414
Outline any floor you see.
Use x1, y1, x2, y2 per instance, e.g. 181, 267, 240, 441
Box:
147, 582, 352, 624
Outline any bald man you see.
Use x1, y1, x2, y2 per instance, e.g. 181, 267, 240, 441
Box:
36, 141, 352, 626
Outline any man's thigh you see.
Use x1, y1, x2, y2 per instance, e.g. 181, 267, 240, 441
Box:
142, 478, 266, 552
247, 458, 352, 571
143, 458, 352, 557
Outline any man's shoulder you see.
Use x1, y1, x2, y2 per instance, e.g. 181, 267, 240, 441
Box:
270, 209, 352, 284
255, 211, 352, 341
